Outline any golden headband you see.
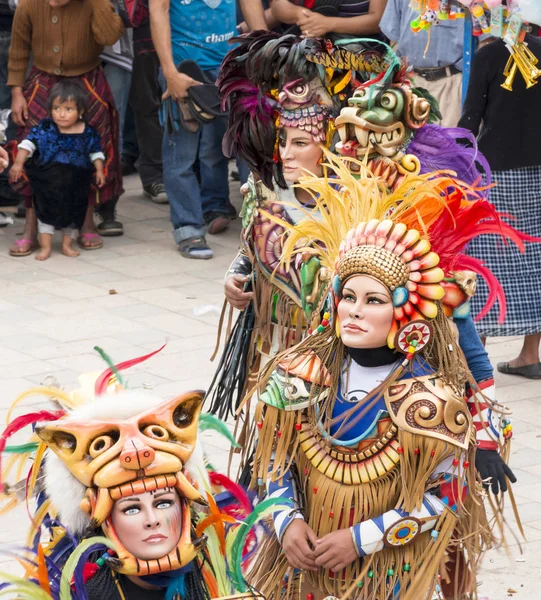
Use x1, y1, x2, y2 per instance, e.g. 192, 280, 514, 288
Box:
333, 219, 445, 347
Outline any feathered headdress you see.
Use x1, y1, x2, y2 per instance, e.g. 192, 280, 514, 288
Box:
0, 348, 288, 600
266, 150, 537, 346
217, 33, 391, 190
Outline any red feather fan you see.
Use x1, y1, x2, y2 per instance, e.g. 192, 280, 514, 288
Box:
428, 189, 541, 323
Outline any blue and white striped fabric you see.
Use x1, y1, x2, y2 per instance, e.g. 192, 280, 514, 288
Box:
469, 166, 541, 337
350, 493, 444, 557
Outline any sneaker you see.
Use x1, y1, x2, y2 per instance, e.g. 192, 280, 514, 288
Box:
178, 235, 213, 260
121, 155, 137, 177
143, 182, 168, 204
205, 211, 230, 235
96, 200, 124, 237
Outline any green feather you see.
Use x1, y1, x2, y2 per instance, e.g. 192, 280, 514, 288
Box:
199, 413, 240, 448
4, 443, 39, 453
227, 498, 293, 591
93, 346, 125, 387
60, 536, 116, 599
0, 573, 53, 599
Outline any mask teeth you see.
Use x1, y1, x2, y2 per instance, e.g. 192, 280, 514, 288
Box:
92, 487, 113, 527
175, 471, 207, 505
109, 474, 178, 500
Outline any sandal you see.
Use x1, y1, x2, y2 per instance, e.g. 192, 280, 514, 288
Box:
178, 236, 213, 260
9, 238, 38, 257
497, 361, 541, 379
77, 232, 103, 250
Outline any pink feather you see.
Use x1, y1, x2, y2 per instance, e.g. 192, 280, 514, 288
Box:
94, 344, 166, 396
0, 410, 65, 487
208, 471, 252, 516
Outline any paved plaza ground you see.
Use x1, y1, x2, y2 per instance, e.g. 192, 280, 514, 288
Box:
0, 173, 539, 598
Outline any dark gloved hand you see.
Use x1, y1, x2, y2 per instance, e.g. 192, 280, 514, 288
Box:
475, 449, 517, 494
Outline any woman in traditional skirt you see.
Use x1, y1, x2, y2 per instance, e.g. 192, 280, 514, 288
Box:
6, 0, 124, 256
247, 158, 524, 599
459, 34, 541, 380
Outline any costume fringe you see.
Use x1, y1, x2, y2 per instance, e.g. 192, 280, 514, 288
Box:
253, 263, 305, 354
396, 432, 457, 513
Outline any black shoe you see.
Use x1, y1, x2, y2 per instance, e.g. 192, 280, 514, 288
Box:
143, 182, 168, 204
204, 211, 230, 235
226, 201, 237, 220
121, 155, 138, 177
96, 200, 124, 237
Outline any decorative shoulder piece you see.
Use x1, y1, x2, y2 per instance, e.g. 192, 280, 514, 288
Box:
239, 175, 278, 233
384, 375, 472, 450
260, 351, 331, 411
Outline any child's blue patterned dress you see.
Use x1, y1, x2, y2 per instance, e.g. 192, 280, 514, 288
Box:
22, 118, 103, 230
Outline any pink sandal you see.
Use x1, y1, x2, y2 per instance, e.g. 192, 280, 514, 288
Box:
9, 238, 38, 257
77, 232, 103, 250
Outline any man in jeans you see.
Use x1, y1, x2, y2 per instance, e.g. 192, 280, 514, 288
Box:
380, 0, 464, 128
149, 0, 236, 260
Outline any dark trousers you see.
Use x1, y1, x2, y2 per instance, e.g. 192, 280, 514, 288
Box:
130, 24, 163, 188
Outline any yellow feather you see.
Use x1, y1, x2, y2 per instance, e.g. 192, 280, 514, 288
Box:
264, 149, 475, 274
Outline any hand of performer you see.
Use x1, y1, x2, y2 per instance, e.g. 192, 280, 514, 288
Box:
313, 528, 359, 572
475, 449, 517, 494
281, 520, 319, 571
0, 147, 9, 172
297, 9, 332, 38
11, 88, 28, 126
163, 71, 201, 101
9, 161, 23, 183
224, 274, 254, 310
94, 169, 106, 188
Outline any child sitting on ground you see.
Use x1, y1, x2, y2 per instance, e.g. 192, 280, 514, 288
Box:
9, 80, 106, 261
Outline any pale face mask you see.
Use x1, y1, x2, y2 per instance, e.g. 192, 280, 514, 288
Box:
110, 488, 183, 561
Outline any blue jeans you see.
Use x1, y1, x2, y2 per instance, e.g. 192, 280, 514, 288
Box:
0, 31, 10, 110
103, 62, 131, 156
159, 69, 229, 244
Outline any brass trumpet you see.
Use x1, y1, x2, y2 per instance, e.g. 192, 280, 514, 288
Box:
501, 42, 541, 91
501, 54, 517, 91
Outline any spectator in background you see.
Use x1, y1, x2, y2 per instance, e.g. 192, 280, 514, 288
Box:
459, 35, 541, 379
271, 0, 387, 39
101, 2, 152, 202
237, 0, 281, 32
0, 0, 18, 209
149, 0, 237, 260
127, 12, 168, 204
380, 0, 463, 127
0, 0, 14, 111
7, 0, 124, 256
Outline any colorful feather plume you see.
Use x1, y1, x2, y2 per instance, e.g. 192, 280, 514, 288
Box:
94, 344, 165, 396
0, 410, 64, 488
59, 537, 115, 600
226, 498, 293, 592
218, 32, 387, 190
409, 124, 492, 188
427, 190, 540, 322
264, 149, 539, 323
268, 149, 464, 273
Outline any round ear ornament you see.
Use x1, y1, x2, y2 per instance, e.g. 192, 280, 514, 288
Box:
394, 320, 433, 361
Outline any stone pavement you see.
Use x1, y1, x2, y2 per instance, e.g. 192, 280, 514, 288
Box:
0, 174, 539, 598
